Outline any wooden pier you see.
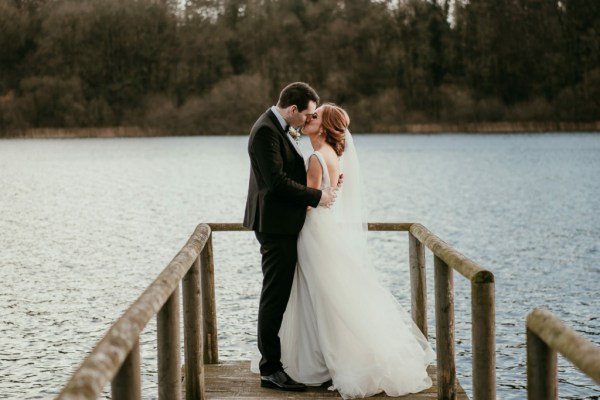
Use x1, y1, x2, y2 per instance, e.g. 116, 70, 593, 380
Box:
198, 361, 469, 399
53, 222, 600, 400
56, 222, 493, 400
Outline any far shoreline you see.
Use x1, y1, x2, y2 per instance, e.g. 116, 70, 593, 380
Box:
2, 121, 599, 138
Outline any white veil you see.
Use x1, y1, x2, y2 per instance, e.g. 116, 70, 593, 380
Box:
335, 129, 370, 268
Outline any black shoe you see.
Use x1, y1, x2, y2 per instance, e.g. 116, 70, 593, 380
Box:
320, 379, 333, 388
260, 369, 307, 392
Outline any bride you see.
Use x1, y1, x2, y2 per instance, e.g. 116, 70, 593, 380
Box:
276, 103, 435, 398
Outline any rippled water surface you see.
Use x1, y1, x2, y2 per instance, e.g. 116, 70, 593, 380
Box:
1, 134, 599, 399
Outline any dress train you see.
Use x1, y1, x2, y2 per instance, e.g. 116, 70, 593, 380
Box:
278, 151, 435, 399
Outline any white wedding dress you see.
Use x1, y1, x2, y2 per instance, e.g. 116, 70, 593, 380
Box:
276, 132, 435, 399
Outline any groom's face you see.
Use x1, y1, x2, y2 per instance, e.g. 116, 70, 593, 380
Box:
290, 101, 317, 129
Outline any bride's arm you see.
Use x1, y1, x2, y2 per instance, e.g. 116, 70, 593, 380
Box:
306, 155, 323, 190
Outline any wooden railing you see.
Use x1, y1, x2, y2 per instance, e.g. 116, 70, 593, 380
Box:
526, 308, 600, 400
56, 224, 215, 400
407, 223, 496, 400
56, 222, 496, 400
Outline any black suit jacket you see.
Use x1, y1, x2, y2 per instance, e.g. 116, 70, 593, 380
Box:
243, 109, 321, 235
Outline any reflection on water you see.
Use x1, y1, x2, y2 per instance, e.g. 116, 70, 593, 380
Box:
0, 134, 599, 399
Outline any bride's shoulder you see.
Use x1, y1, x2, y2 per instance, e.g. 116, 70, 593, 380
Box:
318, 146, 339, 165
309, 149, 335, 166
307, 151, 324, 163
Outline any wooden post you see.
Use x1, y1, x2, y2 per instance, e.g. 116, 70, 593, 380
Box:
200, 233, 219, 365
434, 255, 456, 400
526, 309, 600, 396
157, 286, 182, 400
409, 232, 427, 337
471, 278, 496, 400
527, 326, 557, 400
183, 257, 205, 400
111, 341, 141, 400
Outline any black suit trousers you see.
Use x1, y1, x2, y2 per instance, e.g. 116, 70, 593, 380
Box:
254, 231, 298, 376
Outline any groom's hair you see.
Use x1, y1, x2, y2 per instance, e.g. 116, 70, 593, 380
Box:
277, 82, 319, 111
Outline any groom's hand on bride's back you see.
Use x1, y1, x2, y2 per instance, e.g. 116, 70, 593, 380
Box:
318, 186, 338, 208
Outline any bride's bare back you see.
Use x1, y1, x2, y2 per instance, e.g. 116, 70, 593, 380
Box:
307, 144, 340, 189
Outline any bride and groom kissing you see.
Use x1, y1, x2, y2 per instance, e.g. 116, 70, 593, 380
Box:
243, 82, 435, 398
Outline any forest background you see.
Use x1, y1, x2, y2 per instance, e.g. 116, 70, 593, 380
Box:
1, 0, 599, 136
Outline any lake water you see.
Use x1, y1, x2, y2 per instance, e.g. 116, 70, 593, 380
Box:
0, 133, 599, 399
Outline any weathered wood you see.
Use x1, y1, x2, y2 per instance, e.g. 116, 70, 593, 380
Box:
111, 341, 141, 400
158, 286, 182, 400
368, 222, 413, 231
56, 221, 494, 400
55, 223, 212, 400
410, 224, 493, 284
471, 281, 496, 400
208, 222, 414, 232
408, 232, 427, 338
208, 223, 248, 231
201, 233, 219, 365
527, 309, 600, 385
435, 255, 456, 400
183, 256, 205, 400
198, 361, 469, 399
527, 327, 557, 400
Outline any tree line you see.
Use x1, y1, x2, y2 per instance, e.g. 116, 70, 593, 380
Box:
0, 0, 598, 135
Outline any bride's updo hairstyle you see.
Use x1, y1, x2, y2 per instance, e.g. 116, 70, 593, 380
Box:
321, 103, 350, 157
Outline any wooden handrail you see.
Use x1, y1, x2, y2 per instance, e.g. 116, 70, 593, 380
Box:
410, 223, 494, 283
408, 223, 496, 399
208, 222, 413, 231
56, 223, 212, 400
56, 221, 496, 400
527, 309, 600, 399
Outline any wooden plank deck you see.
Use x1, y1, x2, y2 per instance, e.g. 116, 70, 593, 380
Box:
200, 361, 469, 399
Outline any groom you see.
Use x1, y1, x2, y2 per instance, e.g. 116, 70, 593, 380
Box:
243, 82, 337, 391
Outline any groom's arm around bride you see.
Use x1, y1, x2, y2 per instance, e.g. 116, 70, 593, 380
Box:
243, 86, 336, 236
